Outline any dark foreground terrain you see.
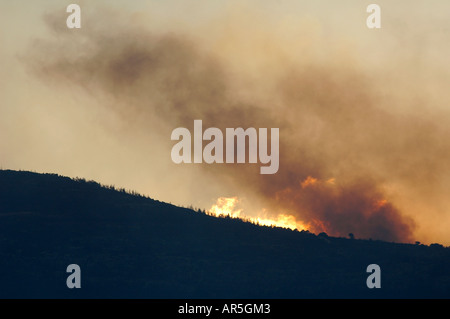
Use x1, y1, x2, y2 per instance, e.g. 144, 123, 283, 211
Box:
0, 170, 449, 298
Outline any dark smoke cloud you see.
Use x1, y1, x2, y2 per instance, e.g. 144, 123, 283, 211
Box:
24, 8, 450, 243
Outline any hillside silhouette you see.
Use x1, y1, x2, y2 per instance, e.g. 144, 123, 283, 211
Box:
0, 169, 449, 298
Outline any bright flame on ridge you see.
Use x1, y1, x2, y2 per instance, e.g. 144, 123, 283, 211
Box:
209, 197, 307, 231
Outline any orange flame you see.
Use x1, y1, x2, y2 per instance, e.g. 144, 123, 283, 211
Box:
208, 197, 307, 231
301, 176, 336, 188
374, 199, 388, 210
301, 176, 318, 188
209, 196, 242, 218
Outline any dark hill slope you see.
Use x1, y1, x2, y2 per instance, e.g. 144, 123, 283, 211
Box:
0, 170, 449, 298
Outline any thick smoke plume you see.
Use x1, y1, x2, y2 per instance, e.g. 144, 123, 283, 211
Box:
23, 7, 450, 243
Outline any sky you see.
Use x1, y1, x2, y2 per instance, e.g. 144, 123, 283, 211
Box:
1, 0, 450, 244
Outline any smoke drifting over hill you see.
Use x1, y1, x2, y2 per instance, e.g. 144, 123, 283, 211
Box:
13, 2, 450, 243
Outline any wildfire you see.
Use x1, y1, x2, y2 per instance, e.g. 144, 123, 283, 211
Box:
374, 199, 388, 209
301, 176, 336, 188
208, 197, 307, 231
209, 196, 242, 218
301, 176, 318, 188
